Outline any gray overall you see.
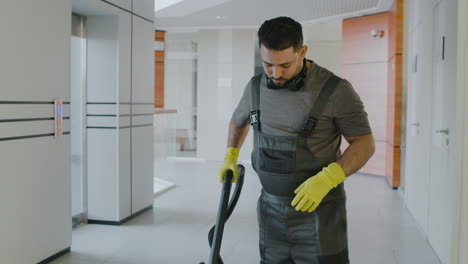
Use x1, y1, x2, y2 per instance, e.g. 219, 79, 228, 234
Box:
250, 74, 350, 264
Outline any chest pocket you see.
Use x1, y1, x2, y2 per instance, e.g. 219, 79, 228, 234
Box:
259, 147, 296, 174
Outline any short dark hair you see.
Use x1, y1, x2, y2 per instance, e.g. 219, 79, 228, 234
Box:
258, 17, 303, 52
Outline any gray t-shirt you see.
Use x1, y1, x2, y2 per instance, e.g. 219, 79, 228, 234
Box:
232, 61, 372, 160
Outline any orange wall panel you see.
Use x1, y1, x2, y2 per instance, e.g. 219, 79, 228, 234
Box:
342, 12, 389, 177
388, 9, 396, 57
386, 55, 403, 146
385, 0, 404, 188
385, 143, 401, 188
388, 0, 404, 58
154, 31, 165, 108
342, 63, 388, 139
342, 13, 390, 64
395, 0, 404, 54
155, 51, 164, 62
155, 30, 165, 42
342, 7, 403, 187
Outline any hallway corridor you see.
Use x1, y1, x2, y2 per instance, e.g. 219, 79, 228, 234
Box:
52, 159, 442, 264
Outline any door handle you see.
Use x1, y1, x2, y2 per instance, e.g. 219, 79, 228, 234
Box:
435, 129, 449, 134
410, 122, 420, 127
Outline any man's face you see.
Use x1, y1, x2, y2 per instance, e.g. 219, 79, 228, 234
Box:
260, 45, 307, 87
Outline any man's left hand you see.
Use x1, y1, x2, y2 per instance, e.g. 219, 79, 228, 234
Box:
291, 162, 346, 212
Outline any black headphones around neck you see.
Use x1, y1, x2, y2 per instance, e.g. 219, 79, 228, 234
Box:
266, 58, 308, 91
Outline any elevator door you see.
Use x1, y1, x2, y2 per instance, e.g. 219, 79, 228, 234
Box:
71, 14, 87, 227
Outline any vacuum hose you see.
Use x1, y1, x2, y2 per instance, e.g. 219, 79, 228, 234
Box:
200, 164, 245, 264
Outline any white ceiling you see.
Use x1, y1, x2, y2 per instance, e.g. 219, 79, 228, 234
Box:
154, 0, 395, 29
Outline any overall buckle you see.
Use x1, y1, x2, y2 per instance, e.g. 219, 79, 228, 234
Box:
250, 110, 259, 126
300, 117, 318, 136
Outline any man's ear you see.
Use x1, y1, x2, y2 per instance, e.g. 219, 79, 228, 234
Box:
300, 45, 308, 59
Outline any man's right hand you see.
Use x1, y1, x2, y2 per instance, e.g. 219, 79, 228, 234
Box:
219, 147, 239, 183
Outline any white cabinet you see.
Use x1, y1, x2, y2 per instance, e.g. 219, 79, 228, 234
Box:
87, 15, 119, 103
119, 11, 132, 103
119, 128, 132, 219
87, 129, 119, 220
85, 0, 154, 223
86, 11, 130, 222
131, 15, 154, 213
117, 11, 133, 220
85, 6, 152, 222
132, 0, 154, 21
131, 126, 154, 212
132, 16, 155, 103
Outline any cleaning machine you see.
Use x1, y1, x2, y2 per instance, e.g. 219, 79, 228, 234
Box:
199, 164, 245, 264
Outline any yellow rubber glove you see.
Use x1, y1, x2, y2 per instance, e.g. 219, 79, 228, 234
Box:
219, 147, 239, 183
291, 162, 346, 212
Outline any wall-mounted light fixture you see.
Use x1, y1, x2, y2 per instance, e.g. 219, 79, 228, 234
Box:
370, 29, 384, 37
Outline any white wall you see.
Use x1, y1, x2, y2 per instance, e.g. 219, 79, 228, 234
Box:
404, 1, 468, 263
197, 29, 256, 161
405, 0, 459, 263
165, 32, 197, 148
455, 1, 468, 263
194, 23, 343, 161
0, 0, 72, 263
303, 22, 342, 75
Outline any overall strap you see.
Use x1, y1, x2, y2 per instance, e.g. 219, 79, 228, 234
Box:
300, 75, 341, 137
249, 74, 262, 132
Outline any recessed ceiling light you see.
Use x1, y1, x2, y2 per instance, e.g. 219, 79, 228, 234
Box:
216, 15, 227, 20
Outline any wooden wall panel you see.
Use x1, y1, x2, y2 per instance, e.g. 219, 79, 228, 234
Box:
386, 142, 401, 187
154, 31, 165, 108
388, 0, 404, 57
155, 31, 165, 42
155, 50, 164, 62
385, 0, 404, 188
342, 13, 390, 177
342, 13, 390, 64
386, 55, 403, 145
342, 63, 388, 138
342, 2, 403, 188
154, 51, 164, 108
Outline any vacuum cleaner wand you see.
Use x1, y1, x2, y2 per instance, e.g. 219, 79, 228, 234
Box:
200, 164, 245, 264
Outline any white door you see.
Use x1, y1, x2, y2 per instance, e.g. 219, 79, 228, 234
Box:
404, 0, 433, 235
427, 0, 453, 262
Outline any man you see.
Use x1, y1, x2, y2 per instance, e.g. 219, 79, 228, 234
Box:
219, 16, 375, 264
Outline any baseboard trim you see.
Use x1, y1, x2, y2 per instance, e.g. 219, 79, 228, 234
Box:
88, 205, 153, 225
37, 247, 70, 264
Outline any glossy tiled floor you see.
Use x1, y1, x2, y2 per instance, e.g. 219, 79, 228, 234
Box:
51, 159, 442, 264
